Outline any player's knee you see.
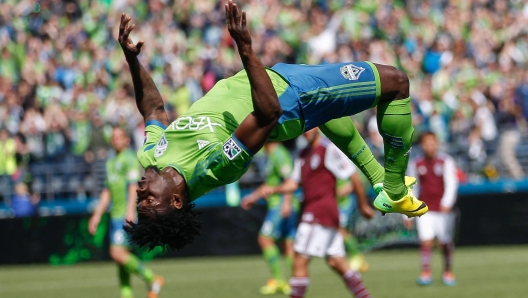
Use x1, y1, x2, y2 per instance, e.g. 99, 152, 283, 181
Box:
326, 257, 339, 270
391, 67, 409, 100
110, 247, 127, 264
379, 65, 409, 101
258, 235, 274, 248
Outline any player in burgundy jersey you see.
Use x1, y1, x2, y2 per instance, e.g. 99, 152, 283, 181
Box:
262, 128, 374, 298
405, 132, 458, 286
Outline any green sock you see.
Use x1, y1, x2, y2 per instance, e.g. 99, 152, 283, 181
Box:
124, 254, 155, 284
343, 234, 361, 257
118, 265, 133, 298
377, 97, 414, 200
319, 117, 385, 185
262, 245, 284, 281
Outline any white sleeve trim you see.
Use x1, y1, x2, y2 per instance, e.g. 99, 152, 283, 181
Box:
324, 144, 356, 180
440, 156, 458, 209
290, 156, 302, 184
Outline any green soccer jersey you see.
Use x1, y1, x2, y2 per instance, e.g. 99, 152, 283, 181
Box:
106, 149, 141, 218
138, 69, 295, 201
265, 144, 297, 209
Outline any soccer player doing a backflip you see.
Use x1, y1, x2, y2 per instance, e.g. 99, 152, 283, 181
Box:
119, 0, 428, 251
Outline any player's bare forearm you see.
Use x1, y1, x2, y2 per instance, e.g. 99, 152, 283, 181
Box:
239, 45, 282, 126
118, 13, 169, 126
126, 183, 138, 219
127, 58, 168, 125
226, 1, 282, 152
351, 172, 374, 219
93, 188, 111, 217
273, 179, 299, 195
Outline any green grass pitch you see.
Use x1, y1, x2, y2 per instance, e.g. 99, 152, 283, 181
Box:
1, 245, 527, 298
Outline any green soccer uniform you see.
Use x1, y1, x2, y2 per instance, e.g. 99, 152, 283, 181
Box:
138, 62, 382, 201
260, 144, 299, 240
265, 144, 296, 208
106, 148, 141, 218
138, 69, 292, 201
337, 178, 355, 228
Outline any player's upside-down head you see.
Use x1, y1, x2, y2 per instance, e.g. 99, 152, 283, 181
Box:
123, 165, 201, 251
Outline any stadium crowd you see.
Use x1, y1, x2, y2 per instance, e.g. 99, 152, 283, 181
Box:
1, 0, 528, 203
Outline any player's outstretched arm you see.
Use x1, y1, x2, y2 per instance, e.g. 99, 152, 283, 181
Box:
350, 172, 374, 219
118, 13, 169, 126
226, 1, 282, 153
88, 188, 111, 235
261, 178, 299, 197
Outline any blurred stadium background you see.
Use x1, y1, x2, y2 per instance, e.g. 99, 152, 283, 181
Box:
1, 0, 528, 297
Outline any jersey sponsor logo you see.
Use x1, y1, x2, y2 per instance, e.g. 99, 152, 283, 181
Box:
169, 116, 222, 132
154, 134, 168, 158
340, 64, 365, 81
223, 138, 242, 160
197, 140, 210, 150
310, 154, 320, 169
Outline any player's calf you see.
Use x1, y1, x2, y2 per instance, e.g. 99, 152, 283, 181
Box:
326, 257, 371, 298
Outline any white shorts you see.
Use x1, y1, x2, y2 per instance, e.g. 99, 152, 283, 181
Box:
293, 222, 345, 258
416, 211, 455, 243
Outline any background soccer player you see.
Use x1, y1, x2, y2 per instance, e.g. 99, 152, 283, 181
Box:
336, 179, 369, 272
119, 0, 426, 251
405, 131, 458, 286
241, 141, 299, 295
263, 128, 374, 298
88, 127, 163, 298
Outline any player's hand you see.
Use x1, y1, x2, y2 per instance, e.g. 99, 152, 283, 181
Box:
225, 0, 251, 49
440, 205, 452, 213
260, 185, 275, 198
359, 205, 375, 220
403, 218, 414, 230
125, 210, 136, 223
241, 195, 256, 210
280, 201, 292, 218
118, 13, 144, 60
88, 214, 101, 235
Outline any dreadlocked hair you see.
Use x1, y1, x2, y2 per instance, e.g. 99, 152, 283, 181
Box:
124, 202, 202, 252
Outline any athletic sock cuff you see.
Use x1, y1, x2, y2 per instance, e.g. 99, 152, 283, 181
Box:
343, 269, 361, 279
289, 277, 309, 286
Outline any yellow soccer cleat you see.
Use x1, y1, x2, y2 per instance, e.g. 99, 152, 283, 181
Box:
278, 280, 292, 295
373, 176, 428, 218
259, 279, 281, 295
349, 254, 369, 273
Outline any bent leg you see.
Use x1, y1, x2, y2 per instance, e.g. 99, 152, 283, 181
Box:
375, 64, 414, 200
290, 253, 310, 298
259, 235, 285, 282
326, 257, 370, 298
319, 118, 384, 186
